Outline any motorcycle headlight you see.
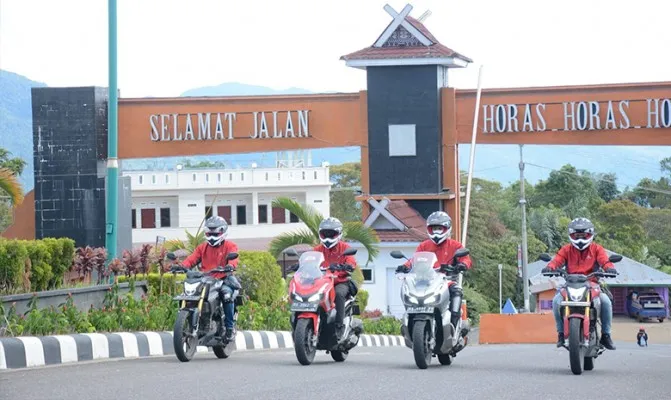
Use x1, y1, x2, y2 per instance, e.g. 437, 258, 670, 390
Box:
307, 293, 321, 302
184, 282, 201, 296
293, 294, 304, 302
404, 294, 419, 305
567, 287, 587, 302
424, 294, 439, 305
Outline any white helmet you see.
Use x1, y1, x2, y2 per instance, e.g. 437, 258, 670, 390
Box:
426, 211, 452, 245
568, 217, 595, 251
318, 217, 343, 249
204, 216, 228, 247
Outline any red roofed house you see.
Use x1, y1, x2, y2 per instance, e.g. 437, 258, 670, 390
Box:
346, 197, 428, 317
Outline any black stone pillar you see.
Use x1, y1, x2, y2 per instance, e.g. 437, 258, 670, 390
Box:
31, 87, 109, 248
365, 65, 450, 218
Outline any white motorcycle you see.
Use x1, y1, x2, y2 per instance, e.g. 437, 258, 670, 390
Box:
391, 249, 471, 369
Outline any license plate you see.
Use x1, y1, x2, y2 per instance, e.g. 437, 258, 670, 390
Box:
643, 303, 663, 308
174, 295, 201, 301
290, 302, 319, 312
407, 306, 433, 313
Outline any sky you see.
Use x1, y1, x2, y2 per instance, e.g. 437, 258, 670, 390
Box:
2, 0, 671, 98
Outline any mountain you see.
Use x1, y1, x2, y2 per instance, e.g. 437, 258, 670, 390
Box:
1, 70, 668, 193
0, 70, 47, 192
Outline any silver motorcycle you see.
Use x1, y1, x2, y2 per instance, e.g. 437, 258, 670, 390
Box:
391, 248, 471, 369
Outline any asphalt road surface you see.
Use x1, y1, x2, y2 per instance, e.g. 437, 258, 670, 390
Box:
2, 342, 670, 400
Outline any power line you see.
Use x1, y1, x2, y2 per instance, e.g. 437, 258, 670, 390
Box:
525, 162, 671, 197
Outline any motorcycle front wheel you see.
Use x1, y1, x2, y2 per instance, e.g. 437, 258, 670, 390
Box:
294, 318, 317, 365
173, 309, 198, 362
568, 317, 584, 375
412, 320, 432, 370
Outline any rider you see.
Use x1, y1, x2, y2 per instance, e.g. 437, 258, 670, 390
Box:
312, 217, 358, 339
541, 217, 618, 350
179, 216, 241, 341
396, 211, 472, 334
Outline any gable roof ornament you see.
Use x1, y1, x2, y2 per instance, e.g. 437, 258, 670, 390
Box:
373, 4, 433, 48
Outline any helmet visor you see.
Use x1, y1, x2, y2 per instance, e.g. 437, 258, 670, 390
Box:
428, 225, 446, 235
569, 231, 593, 240
319, 229, 339, 239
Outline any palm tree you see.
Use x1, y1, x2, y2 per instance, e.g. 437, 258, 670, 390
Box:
0, 167, 24, 207
268, 197, 380, 264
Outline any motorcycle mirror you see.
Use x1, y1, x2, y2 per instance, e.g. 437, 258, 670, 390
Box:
390, 251, 406, 259
342, 248, 358, 256
608, 254, 623, 263
226, 252, 239, 261
538, 253, 552, 262
284, 248, 298, 257
454, 248, 470, 258
166, 252, 177, 261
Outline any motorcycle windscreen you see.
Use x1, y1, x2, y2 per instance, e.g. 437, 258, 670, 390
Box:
407, 252, 441, 290
294, 251, 326, 285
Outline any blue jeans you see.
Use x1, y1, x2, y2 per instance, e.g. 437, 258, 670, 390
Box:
552, 290, 612, 335
219, 276, 240, 330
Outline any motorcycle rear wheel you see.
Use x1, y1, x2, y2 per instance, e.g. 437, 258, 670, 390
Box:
568, 317, 584, 375
412, 320, 432, 370
294, 318, 317, 365
173, 309, 198, 362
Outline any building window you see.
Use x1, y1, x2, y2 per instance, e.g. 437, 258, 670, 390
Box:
138, 175, 143, 184
229, 173, 233, 181
361, 267, 374, 283
258, 204, 268, 223
160, 208, 171, 227
205, 206, 213, 219
388, 124, 416, 157
131, 209, 136, 228
240, 172, 245, 180
539, 300, 553, 310
205, 173, 209, 182
277, 172, 281, 180
151, 175, 156, 184
165, 174, 169, 184
236, 205, 247, 225
217, 173, 221, 182
314, 171, 317, 179
265, 172, 268, 181
289, 212, 299, 223
192, 173, 197, 182
302, 171, 306, 180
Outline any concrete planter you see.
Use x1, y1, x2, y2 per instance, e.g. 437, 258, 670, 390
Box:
1, 281, 148, 315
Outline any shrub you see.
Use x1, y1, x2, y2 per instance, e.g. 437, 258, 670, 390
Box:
357, 289, 369, 311
463, 286, 491, 325
0, 237, 75, 293
118, 273, 185, 295
235, 250, 285, 306
362, 316, 401, 335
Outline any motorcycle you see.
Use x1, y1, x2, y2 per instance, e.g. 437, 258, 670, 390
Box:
539, 252, 622, 375
391, 248, 471, 369
166, 251, 244, 362
283, 247, 364, 366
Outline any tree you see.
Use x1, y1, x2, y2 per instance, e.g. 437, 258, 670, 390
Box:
532, 164, 603, 217
594, 199, 647, 261
267, 196, 379, 265
594, 172, 620, 203
0, 147, 26, 231
329, 162, 361, 222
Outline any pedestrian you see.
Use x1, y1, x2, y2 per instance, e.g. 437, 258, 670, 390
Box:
636, 326, 648, 347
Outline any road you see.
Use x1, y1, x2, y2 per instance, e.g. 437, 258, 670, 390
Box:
1, 342, 670, 400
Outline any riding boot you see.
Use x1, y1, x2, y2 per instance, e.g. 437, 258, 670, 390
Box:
557, 333, 565, 348
600, 333, 616, 350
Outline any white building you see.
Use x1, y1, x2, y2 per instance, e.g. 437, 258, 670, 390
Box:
347, 197, 426, 317
122, 163, 331, 248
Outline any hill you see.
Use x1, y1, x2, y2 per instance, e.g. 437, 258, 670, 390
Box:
0, 70, 668, 193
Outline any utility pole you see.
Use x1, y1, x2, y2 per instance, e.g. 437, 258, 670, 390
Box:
105, 0, 119, 271
519, 144, 530, 313
498, 264, 503, 314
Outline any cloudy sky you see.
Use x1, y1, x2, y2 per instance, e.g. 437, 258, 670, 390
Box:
2, 0, 670, 97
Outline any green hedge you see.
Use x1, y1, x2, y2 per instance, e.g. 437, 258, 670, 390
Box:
0, 237, 75, 292
463, 286, 491, 325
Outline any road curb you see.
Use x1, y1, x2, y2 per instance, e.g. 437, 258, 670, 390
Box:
0, 331, 404, 370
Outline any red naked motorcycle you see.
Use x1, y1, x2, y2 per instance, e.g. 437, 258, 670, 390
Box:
284, 248, 364, 366
539, 252, 621, 375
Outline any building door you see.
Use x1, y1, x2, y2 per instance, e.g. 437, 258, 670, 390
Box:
140, 208, 156, 229
386, 268, 405, 318
271, 207, 285, 223
217, 206, 232, 224
236, 205, 247, 225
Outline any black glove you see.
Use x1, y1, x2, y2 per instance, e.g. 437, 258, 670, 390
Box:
223, 265, 234, 273
455, 263, 467, 272
604, 268, 618, 275
541, 267, 553, 274
395, 265, 410, 273
343, 264, 354, 273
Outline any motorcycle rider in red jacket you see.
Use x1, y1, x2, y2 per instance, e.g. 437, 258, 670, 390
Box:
396, 211, 472, 335
179, 216, 241, 341
541, 217, 617, 350
312, 217, 358, 339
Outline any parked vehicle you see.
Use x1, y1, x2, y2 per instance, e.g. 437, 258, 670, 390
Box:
627, 290, 667, 323
166, 252, 243, 362
539, 252, 622, 375
391, 248, 471, 370
284, 248, 364, 366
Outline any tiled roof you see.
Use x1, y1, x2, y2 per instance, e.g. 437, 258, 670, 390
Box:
364, 199, 427, 242
374, 230, 424, 243
340, 15, 472, 63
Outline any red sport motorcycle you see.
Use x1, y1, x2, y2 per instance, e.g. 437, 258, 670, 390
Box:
539, 252, 621, 375
284, 247, 364, 365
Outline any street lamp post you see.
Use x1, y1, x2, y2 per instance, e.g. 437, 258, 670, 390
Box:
105, 0, 119, 272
